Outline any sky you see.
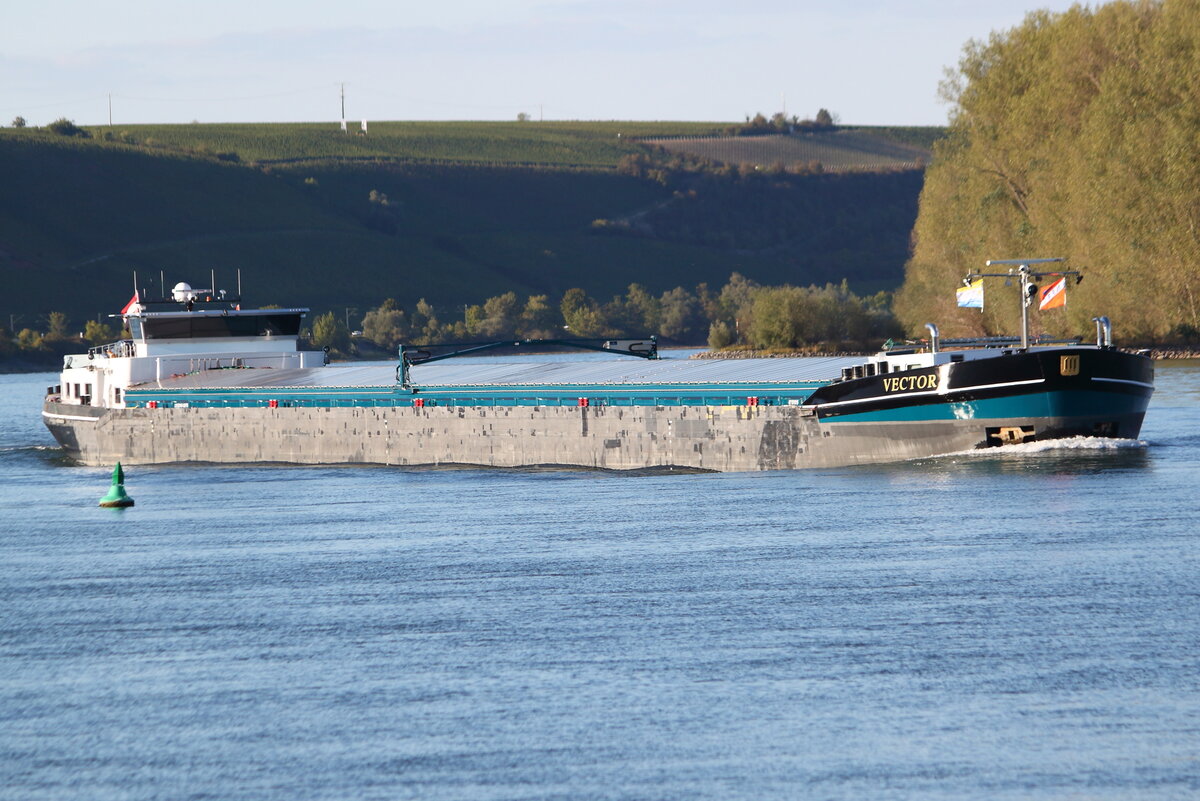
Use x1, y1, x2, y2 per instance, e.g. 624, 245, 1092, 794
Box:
2, 0, 1085, 128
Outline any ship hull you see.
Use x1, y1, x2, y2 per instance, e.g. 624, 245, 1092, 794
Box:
42, 364, 1151, 472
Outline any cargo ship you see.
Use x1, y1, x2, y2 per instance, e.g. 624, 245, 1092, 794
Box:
43, 261, 1154, 472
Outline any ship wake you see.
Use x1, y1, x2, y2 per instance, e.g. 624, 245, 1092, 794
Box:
945, 436, 1148, 460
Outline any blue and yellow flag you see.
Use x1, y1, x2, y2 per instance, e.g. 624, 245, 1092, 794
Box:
956, 278, 984, 309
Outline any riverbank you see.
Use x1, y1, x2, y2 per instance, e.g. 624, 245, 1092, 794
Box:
692, 347, 1200, 360
6, 346, 1199, 375
0, 355, 65, 374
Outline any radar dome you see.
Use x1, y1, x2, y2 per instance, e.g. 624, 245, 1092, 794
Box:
172, 282, 194, 302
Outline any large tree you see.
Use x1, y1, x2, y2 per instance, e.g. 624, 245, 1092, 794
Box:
311, 311, 352, 353
896, 0, 1200, 343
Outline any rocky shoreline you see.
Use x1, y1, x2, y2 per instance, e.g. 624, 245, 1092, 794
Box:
1143, 348, 1200, 360
692, 348, 1200, 360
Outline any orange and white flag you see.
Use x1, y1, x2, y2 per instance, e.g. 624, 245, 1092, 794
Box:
1039, 277, 1067, 310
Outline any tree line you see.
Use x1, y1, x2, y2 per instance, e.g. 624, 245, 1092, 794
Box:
309, 274, 901, 355
0, 313, 118, 368
1, 275, 901, 367
896, 0, 1200, 344
730, 109, 838, 136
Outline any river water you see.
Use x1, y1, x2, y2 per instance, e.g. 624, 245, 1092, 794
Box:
1, 362, 1198, 800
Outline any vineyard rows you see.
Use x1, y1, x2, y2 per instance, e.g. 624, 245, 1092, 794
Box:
643, 131, 931, 172
1, 121, 723, 167
3, 122, 939, 171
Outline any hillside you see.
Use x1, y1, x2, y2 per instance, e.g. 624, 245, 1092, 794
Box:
0, 121, 937, 331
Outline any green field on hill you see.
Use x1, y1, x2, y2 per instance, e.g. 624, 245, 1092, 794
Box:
0, 121, 937, 336
1, 120, 939, 168
2, 121, 728, 168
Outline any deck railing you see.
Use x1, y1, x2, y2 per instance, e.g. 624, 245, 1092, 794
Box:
87, 340, 136, 359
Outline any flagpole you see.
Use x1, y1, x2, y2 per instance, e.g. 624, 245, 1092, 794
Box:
1020, 267, 1031, 349
965, 258, 1080, 349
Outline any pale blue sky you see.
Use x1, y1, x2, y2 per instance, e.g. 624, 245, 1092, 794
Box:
2, 0, 1084, 127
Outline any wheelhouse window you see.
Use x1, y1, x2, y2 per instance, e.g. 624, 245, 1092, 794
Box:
139, 312, 303, 340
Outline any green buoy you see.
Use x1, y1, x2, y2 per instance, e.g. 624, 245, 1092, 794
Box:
98, 462, 134, 508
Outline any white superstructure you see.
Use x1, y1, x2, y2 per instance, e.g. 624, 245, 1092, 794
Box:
52, 285, 325, 410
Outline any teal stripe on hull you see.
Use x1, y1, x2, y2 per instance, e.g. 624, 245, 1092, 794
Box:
823, 389, 1150, 424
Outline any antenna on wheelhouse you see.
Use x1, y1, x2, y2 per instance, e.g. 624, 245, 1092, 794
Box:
237, 269, 242, 299
971, 258, 1081, 349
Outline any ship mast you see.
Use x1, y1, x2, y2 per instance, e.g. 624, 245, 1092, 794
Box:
967, 258, 1082, 349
